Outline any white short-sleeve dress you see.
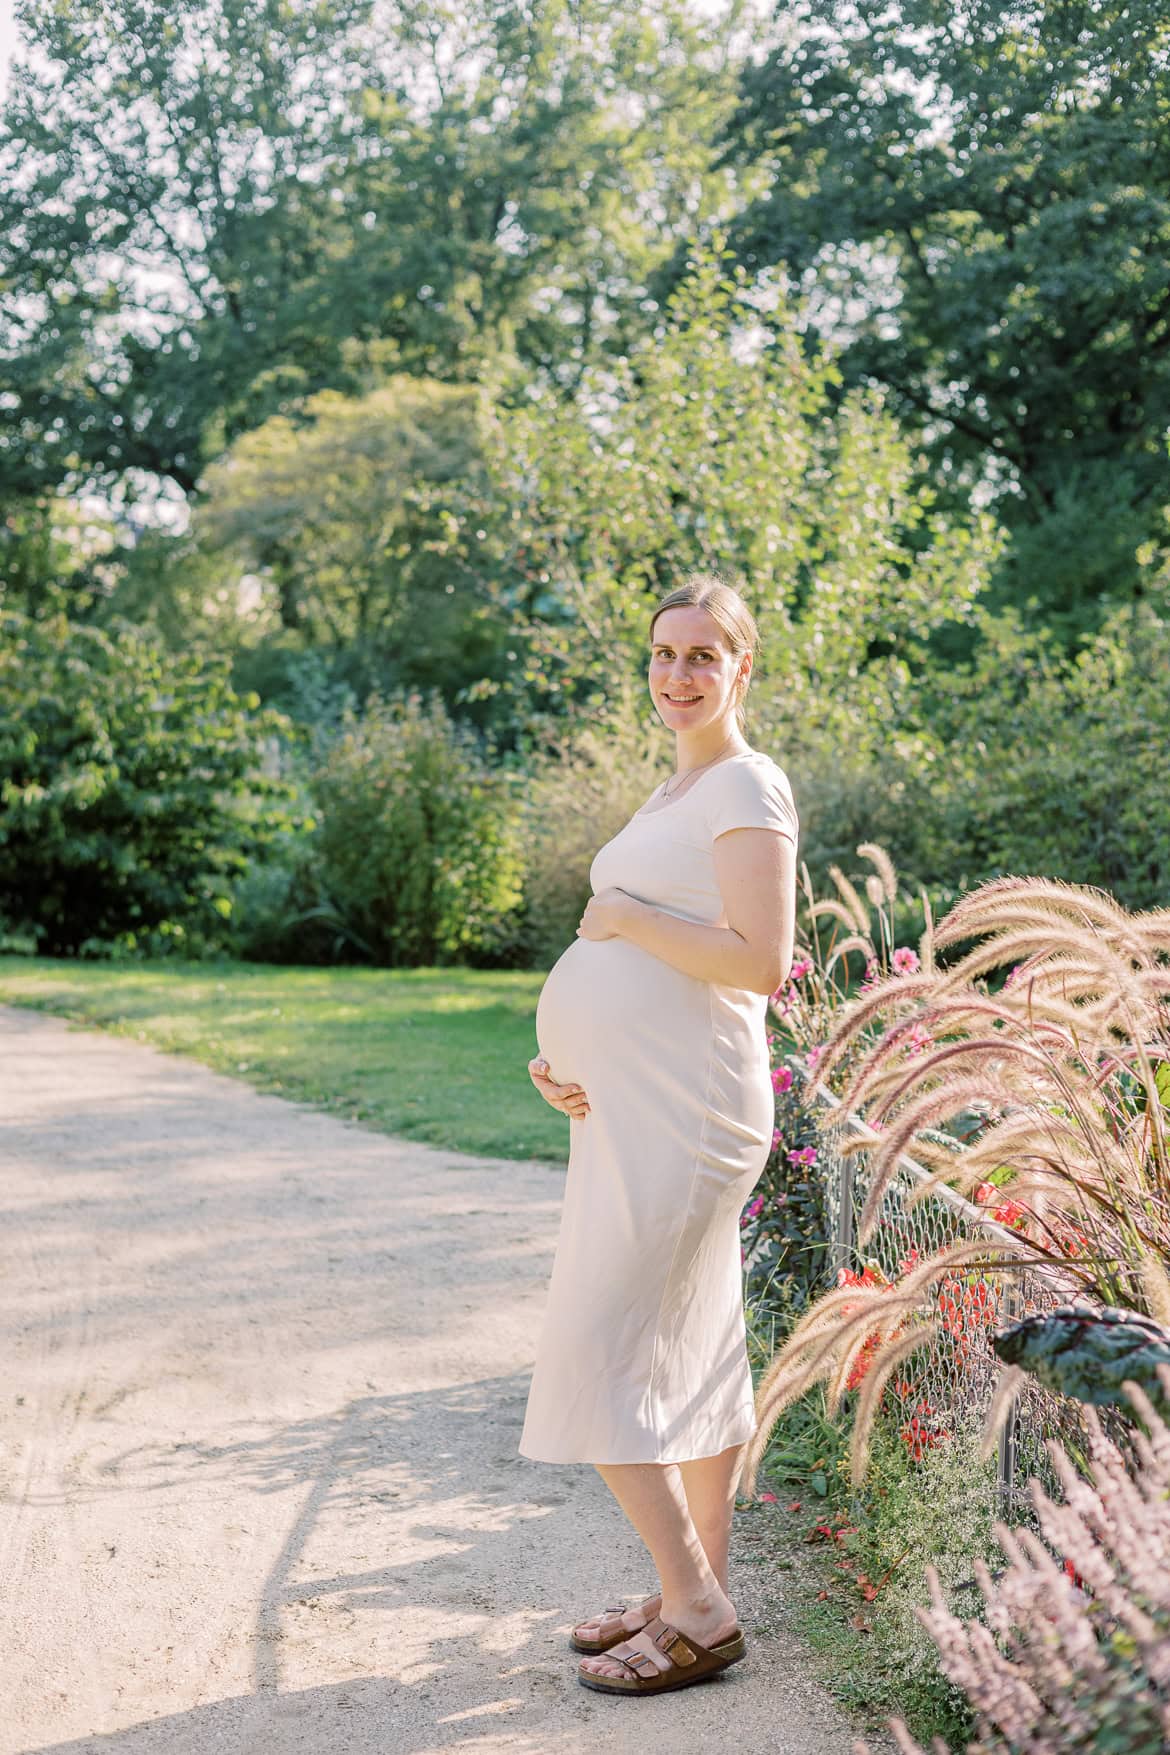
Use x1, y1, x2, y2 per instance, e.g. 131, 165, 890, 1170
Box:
519, 748, 800, 1465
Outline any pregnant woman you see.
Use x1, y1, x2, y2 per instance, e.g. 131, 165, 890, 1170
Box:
521, 573, 799, 1698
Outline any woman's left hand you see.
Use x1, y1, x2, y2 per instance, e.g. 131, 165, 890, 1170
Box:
577, 887, 639, 941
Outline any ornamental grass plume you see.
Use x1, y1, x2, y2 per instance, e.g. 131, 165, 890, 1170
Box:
743, 871, 1170, 1494
854, 1368, 1170, 1755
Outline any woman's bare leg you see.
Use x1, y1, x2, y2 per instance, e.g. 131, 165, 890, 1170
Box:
572, 1441, 746, 1646
678, 1441, 745, 1595
577, 1459, 739, 1680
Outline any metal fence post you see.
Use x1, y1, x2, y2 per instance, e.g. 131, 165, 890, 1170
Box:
997, 1274, 1021, 1511
833, 1127, 855, 1280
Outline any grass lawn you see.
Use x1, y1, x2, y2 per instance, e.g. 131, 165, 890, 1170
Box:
0, 957, 570, 1166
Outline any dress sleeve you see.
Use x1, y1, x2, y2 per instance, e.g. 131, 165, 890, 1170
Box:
705, 760, 799, 846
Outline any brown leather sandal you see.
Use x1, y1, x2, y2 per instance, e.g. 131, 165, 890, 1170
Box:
576, 1613, 746, 1695
570, 1593, 662, 1654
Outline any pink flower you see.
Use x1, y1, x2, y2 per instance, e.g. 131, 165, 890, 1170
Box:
788, 1145, 818, 1168
771, 1126, 783, 1150
745, 1194, 765, 1221
806, 1044, 825, 1074
892, 946, 920, 975
906, 1022, 933, 1057
789, 957, 813, 981
771, 1064, 794, 1094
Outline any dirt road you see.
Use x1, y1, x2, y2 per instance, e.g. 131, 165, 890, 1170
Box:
0, 1004, 874, 1754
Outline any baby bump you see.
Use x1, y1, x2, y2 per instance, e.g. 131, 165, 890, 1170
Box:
535, 935, 712, 1093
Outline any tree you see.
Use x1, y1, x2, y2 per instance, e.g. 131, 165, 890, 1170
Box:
0, 0, 745, 505
478, 243, 1001, 745
716, 0, 1170, 637
195, 373, 511, 705
0, 611, 288, 953
0, 0, 375, 498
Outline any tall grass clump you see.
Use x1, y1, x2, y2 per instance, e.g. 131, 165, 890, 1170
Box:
743, 871, 1170, 1492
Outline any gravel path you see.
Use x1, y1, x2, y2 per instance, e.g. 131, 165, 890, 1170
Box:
1, 1003, 875, 1754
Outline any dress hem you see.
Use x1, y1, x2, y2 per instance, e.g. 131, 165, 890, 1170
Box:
517, 1425, 757, 1468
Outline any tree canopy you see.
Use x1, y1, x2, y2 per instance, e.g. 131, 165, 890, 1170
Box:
717, 0, 1170, 634
1, 0, 743, 501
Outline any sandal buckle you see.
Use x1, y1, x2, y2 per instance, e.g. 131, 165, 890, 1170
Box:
657, 1628, 696, 1665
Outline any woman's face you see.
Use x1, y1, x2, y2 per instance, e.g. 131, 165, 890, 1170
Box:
648, 605, 749, 730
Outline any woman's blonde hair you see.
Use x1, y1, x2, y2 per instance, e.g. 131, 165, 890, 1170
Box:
648, 573, 760, 733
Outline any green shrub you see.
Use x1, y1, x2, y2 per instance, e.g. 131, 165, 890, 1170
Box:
757, 590, 1170, 916
226, 832, 374, 966
310, 689, 525, 965
508, 697, 674, 968
0, 610, 286, 955
742, 1058, 835, 1339
902, 597, 1170, 910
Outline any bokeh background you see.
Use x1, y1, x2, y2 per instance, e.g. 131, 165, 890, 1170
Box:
1, 0, 1166, 973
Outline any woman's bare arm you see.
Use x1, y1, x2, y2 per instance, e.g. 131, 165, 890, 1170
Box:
582, 829, 797, 995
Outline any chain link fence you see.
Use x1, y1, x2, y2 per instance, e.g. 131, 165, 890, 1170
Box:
813, 1092, 1106, 1518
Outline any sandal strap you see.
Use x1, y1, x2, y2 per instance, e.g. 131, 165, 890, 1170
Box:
602, 1643, 661, 1680
579, 1614, 744, 1693
575, 1598, 654, 1638
601, 1621, 698, 1681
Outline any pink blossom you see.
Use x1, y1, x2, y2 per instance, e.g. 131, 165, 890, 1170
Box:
771, 1126, 783, 1150
892, 945, 920, 975
771, 1064, 794, 1094
745, 1194, 765, 1221
789, 957, 813, 981
788, 1145, 818, 1168
806, 1044, 825, 1074
906, 1022, 933, 1057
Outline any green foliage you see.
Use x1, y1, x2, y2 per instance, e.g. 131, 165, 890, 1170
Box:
195, 375, 513, 703
742, 1060, 835, 1334
994, 1306, 1170, 1418
820, 1425, 992, 1748
899, 592, 1170, 910
748, 1398, 992, 1749
503, 698, 675, 966
881, 1384, 1170, 1755
0, 0, 740, 500
0, 497, 96, 617
310, 689, 526, 966
481, 241, 1000, 738
720, 0, 1170, 636
0, 611, 289, 954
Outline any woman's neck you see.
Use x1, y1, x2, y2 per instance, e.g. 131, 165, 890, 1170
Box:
674, 723, 750, 775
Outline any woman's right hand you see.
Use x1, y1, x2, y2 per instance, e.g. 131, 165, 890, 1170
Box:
527, 1055, 591, 1121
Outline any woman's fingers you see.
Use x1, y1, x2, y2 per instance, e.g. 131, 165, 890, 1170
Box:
527, 1057, 590, 1118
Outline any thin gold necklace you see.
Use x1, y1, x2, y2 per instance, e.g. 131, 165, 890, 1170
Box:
660, 731, 741, 800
